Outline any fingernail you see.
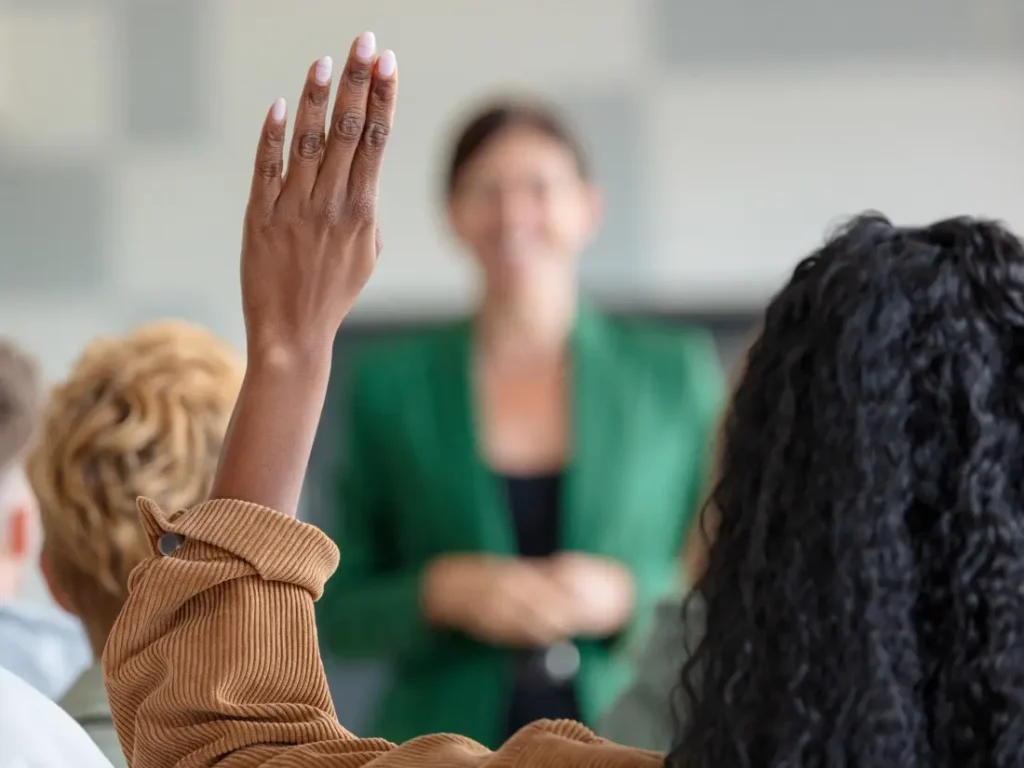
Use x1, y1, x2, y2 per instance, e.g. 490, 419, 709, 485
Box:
314, 55, 333, 85
355, 31, 376, 62
377, 50, 396, 78
270, 97, 286, 123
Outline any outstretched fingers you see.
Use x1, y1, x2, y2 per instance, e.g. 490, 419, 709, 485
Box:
346, 50, 398, 224
247, 38, 396, 232
247, 97, 287, 222
281, 56, 334, 202
314, 32, 376, 204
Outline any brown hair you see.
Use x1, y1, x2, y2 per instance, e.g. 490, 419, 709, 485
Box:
27, 320, 242, 653
0, 339, 41, 474
445, 100, 590, 196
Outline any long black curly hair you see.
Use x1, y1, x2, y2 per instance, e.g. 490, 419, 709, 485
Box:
670, 214, 1024, 767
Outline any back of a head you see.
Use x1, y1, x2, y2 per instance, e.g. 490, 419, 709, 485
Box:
26, 320, 242, 653
673, 214, 1024, 767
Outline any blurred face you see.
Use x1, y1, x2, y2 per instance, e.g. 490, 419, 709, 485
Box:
448, 126, 601, 294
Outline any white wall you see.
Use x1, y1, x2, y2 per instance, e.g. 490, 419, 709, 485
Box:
0, 0, 1021, 383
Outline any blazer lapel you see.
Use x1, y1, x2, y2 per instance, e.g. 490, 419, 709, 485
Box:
562, 305, 624, 553
434, 321, 516, 555
432, 308, 622, 557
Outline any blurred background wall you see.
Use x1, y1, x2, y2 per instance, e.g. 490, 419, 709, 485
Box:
2, 0, 1022, 380
1, 0, 1022, 727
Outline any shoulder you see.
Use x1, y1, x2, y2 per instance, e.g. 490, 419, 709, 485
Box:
381, 720, 664, 767
594, 314, 724, 407
348, 321, 464, 389
0, 666, 112, 768
341, 321, 467, 429
603, 315, 719, 368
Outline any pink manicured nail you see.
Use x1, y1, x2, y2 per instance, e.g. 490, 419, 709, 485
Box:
377, 50, 396, 77
270, 97, 286, 123
314, 56, 333, 85
355, 31, 376, 62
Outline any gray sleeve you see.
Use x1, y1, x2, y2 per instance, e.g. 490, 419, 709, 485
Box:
0, 604, 90, 699
598, 596, 705, 752
80, 722, 128, 768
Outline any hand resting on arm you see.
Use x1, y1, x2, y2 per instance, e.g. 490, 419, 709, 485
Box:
421, 553, 634, 646
421, 554, 578, 647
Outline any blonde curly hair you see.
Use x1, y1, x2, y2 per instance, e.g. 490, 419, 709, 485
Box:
27, 320, 242, 653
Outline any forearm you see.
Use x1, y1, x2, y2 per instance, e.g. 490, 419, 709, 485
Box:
210, 347, 332, 517
103, 499, 355, 766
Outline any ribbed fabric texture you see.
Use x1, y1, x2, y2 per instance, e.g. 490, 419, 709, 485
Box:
102, 498, 665, 767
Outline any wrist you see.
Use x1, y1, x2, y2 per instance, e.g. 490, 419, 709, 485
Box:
420, 558, 455, 627
209, 332, 333, 517
246, 337, 334, 382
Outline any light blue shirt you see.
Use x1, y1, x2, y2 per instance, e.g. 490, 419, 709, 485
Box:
0, 601, 91, 699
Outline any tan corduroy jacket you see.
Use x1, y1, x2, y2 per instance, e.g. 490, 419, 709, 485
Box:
103, 498, 665, 768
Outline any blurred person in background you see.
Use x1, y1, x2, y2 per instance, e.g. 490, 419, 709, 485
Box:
319, 98, 724, 746
0, 339, 90, 699
27, 320, 242, 766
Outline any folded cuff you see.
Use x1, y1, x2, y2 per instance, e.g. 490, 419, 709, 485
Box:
136, 497, 340, 599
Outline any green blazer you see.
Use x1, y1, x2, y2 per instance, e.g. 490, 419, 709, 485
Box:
318, 305, 723, 747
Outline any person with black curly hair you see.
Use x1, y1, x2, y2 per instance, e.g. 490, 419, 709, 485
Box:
673, 212, 1024, 768
97, 35, 1024, 767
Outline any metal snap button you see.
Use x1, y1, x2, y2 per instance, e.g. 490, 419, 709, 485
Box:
157, 532, 185, 556
543, 641, 580, 682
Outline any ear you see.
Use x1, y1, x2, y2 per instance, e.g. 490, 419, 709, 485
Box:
4, 505, 30, 559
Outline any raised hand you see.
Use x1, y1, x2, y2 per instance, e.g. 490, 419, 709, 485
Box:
210, 34, 397, 517
241, 32, 397, 360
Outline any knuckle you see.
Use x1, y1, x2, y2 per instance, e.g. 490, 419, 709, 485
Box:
260, 128, 284, 152
283, 211, 306, 232
296, 130, 325, 161
255, 159, 282, 180
307, 86, 329, 109
333, 109, 364, 143
260, 126, 284, 148
363, 120, 390, 152
347, 194, 375, 224
373, 74, 397, 101
345, 65, 372, 88
243, 207, 268, 230
318, 197, 342, 226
